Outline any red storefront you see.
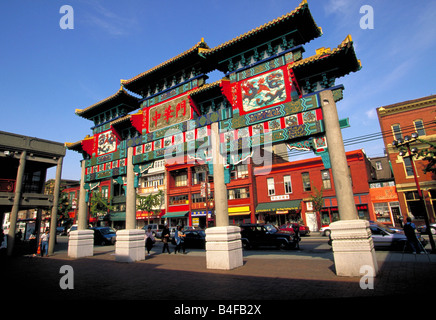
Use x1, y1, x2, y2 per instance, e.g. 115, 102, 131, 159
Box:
255, 149, 375, 231
164, 155, 257, 227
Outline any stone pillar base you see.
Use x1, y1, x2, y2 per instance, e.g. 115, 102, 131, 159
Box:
330, 220, 379, 277
68, 230, 94, 258
205, 226, 243, 270
115, 229, 145, 263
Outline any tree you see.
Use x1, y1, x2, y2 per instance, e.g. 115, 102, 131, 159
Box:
137, 190, 164, 225
417, 138, 436, 174
89, 191, 114, 220
310, 184, 324, 229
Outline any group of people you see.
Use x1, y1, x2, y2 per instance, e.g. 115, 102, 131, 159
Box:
144, 225, 187, 256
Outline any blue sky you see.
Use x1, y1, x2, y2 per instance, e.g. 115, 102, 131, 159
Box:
1, 0, 435, 180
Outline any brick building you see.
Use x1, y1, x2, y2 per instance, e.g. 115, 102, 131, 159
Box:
377, 94, 436, 224
254, 149, 375, 231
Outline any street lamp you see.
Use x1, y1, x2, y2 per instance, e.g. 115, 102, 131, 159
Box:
392, 132, 435, 253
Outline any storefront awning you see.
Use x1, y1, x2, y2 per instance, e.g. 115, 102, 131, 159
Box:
255, 200, 300, 213
162, 211, 189, 218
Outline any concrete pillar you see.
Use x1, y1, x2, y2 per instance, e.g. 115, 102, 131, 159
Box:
48, 156, 63, 255
7, 150, 27, 256
125, 147, 136, 230
115, 147, 145, 262
205, 122, 243, 270
68, 160, 93, 258
320, 90, 378, 277
77, 160, 88, 231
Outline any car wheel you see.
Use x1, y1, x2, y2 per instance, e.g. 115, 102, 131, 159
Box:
278, 241, 289, 250
242, 240, 251, 250
431, 227, 436, 235
324, 230, 331, 237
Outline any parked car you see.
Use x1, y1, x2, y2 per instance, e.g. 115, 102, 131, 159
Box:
183, 230, 206, 249
279, 223, 310, 236
240, 223, 296, 250
142, 224, 165, 238
417, 223, 436, 235
91, 227, 117, 246
327, 223, 427, 251
56, 226, 66, 235
321, 221, 402, 237
67, 224, 77, 236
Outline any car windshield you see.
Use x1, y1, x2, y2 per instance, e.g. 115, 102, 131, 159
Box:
373, 225, 395, 234
265, 225, 278, 233
100, 228, 116, 235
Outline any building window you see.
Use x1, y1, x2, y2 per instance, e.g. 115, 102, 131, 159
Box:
192, 171, 206, 185
302, 172, 311, 192
413, 119, 426, 136
267, 178, 275, 195
101, 186, 109, 198
321, 169, 332, 189
231, 164, 249, 179
169, 194, 188, 205
192, 193, 206, 203
228, 187, 250, 200
171, 169, 187, 187
284, 175, 292, 194
375, 161, 383, 170
392, 124, 402, 140
403, 157, 414, 176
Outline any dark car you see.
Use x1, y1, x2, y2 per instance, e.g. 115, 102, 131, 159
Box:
240, 223, 296, 250
183, 230, 206, 249
170, 229, 206, 248
279, 223, 310, 236
91, 227, 117, 246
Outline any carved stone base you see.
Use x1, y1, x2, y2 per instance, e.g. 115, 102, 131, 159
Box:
68, 230, 94, 258
330, 220, 379, 277
205, 226, 243, 270
115, 229, 145, 263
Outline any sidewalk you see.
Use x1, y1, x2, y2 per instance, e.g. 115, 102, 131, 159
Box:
3, 236, 435, 306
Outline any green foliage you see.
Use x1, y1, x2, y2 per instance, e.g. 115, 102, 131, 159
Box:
137, 189, 164, 214
90, 191, 114, 218
417, 138, 436, 174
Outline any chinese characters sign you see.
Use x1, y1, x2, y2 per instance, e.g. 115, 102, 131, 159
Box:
148, 93, 192, 132
98, 130, 117, 155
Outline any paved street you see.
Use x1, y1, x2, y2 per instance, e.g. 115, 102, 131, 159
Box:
3, 233, 436, 314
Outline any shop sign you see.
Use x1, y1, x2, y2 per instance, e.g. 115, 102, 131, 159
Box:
271, 194, 290, 201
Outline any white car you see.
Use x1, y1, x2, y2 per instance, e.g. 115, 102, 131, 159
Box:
319, 225, 331, 236
67, 224, 77, 236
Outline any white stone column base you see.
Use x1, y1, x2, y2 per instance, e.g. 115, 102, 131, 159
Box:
68, 230, 94, 258
205, 226, 243, 270
330, 220, 379, 277
115, 229, 145, 263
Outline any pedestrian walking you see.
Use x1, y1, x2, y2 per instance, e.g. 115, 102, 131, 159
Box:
161, 225, 171, 254
292, 223, 301, 249
145, 227, 155, 256
403, 217, 422, 254
174, 226, 186, 254
40, 229, 50, 257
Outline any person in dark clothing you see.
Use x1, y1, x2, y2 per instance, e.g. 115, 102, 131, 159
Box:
161, 225, 171, 254
403, 217, 421, 254
292, 223, 301, 249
